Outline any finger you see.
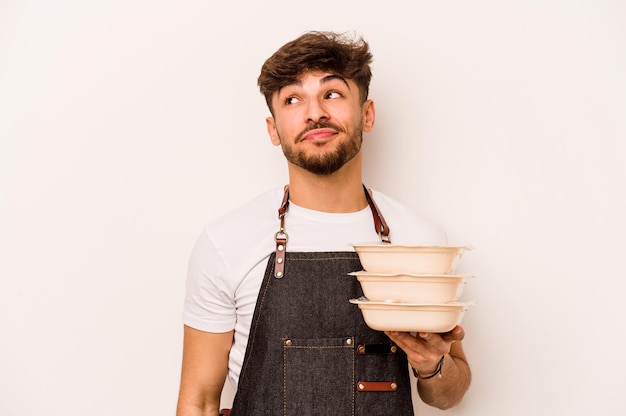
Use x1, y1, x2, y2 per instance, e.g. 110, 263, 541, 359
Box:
384, 331, 417, 348
440, 325, 465, 343
415, 332, 448, 356
385, 331, 439, 363
385, 331, 434, 357
419, 326, 464, 344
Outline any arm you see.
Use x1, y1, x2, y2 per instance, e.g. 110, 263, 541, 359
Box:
386, 326, 471, 410
176, 325, 234, 416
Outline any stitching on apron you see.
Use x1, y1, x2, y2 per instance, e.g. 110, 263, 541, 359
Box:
283, 348, 287, 416
288, 256, 359, 262
239, 260, 275, 379
282, 344, 356, 416
284, 345, 353, 349
351, 339, 355, 416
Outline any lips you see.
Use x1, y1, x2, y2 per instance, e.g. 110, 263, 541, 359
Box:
300, 127, 338, 142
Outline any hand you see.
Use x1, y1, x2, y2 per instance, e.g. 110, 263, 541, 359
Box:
385, 325, 465, 374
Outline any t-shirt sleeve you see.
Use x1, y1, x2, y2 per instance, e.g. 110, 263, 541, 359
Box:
182, 226, 237, 332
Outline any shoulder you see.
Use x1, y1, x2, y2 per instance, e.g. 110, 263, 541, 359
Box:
184, 188, 285, 332
195, 186, 286, 253
189, 186, 284, 285
370, 190, 448, 245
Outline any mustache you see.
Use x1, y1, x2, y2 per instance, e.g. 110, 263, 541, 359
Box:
296, 122, 344, 142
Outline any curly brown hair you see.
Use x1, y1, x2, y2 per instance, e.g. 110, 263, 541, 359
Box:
258, 31, 373, 113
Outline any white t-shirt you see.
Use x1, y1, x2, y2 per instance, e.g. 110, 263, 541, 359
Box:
183, 186, 447, 388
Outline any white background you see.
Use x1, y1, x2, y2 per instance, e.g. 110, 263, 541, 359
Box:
1, 1, 625, 415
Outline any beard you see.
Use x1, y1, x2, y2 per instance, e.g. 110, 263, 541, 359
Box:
279, 122, 364, 175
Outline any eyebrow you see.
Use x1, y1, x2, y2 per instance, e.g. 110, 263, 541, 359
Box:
320, 74, 350, 89
278, 74, 351, 96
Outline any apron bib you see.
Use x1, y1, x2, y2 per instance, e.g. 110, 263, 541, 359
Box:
229, 186, 414, 415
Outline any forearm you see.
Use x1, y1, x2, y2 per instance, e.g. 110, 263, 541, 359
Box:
416, 353, 471, 410
176, 327, 233, 416
176, 382, 222, 416
176, 402, 220, 416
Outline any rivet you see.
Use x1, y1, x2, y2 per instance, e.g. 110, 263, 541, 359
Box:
358, 345, 365, 354
390, 382, 397, 390
276, 271, 283, 277
284, 339, 292, 346
390, 345, 397, 353
277, 258, 283, 264
278, 245, 284, 251
358, 383, 365, 390
346, 338, 353, 345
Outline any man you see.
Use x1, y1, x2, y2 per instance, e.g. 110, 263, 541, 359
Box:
176, 31, 471, 416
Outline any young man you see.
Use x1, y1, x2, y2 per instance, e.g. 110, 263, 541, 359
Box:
176, 31, 471, 416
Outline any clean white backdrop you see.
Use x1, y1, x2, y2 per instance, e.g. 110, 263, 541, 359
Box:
1, 1, 625, 415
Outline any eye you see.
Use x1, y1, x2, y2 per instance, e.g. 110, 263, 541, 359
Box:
285, 96, 300, 105
325, 91, 342, 99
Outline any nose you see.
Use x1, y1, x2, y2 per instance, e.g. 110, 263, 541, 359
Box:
305, 98, 329, 123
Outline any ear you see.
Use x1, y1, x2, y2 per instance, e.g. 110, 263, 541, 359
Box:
266, 116, 281, 146
362, 99, 375, 132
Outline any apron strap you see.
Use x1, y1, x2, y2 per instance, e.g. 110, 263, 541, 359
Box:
363, 184, 391, 244
273, 184, 391, 278
273, 185, 290, 278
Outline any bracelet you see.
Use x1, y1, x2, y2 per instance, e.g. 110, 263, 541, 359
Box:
412, 355, 445, 380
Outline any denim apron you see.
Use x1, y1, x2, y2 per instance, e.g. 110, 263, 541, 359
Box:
229, 186, 414, 416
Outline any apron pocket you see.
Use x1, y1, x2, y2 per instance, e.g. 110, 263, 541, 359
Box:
283, 336, 355, 416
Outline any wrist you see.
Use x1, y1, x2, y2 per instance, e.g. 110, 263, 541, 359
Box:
412, 355, 445, 380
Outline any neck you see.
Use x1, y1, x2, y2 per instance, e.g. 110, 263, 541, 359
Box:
287, 154, 367, 213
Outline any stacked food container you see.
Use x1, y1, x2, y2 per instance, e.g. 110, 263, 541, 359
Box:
349, 244, 474, 333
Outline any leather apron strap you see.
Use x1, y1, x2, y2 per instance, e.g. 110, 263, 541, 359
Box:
273, 184, 391, 278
